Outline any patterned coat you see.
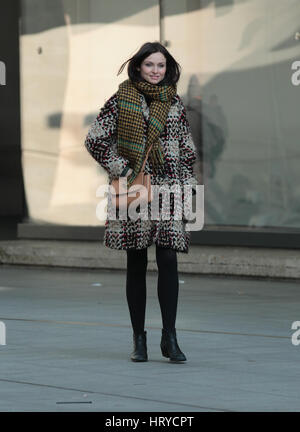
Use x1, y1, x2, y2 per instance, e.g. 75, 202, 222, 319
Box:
84, 91, 198, 253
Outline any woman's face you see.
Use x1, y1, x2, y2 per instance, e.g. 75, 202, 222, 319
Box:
138, 52, 167, 85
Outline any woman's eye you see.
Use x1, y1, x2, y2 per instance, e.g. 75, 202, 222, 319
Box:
144, 63, 165, 67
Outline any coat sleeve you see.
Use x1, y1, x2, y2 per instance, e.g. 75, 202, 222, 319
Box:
84, 93, 130, 178
178, 98, 198, 194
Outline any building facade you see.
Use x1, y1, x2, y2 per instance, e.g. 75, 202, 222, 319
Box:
1, 0, 300, 247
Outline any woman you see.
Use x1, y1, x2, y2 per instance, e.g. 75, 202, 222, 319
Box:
84, 42, 198, 363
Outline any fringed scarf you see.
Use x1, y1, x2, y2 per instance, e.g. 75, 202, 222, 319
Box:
116, 78, 176, 187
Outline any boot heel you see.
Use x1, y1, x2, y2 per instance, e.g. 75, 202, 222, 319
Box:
160, 345, 169, 358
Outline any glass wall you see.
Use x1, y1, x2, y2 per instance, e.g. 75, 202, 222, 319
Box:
20, 0, 159, 225
161, 0, 300, 229
20, 0, 300, 231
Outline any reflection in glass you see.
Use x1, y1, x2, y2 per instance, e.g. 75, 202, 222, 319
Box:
161, 0, 300, 229
20, 0, 159, 225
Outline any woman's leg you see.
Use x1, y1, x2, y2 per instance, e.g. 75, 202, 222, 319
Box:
155, 245, 179, 332
126, 247, 148, 334
156, 245, 186, 361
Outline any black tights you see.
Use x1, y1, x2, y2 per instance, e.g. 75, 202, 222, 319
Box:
126, 245, 179, 334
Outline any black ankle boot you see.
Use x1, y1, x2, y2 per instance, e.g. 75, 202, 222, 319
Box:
131, 330, 148, 362
160, 328, 186, 362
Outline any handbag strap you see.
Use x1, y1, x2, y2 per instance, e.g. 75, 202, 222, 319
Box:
140, 143, 154, 173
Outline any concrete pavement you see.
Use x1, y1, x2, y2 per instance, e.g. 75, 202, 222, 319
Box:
0, 263, 299, 411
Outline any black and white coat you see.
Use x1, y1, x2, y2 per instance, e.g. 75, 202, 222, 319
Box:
84, 91, 198, 253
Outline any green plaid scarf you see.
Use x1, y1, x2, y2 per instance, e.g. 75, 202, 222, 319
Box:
116, 79, 176, 187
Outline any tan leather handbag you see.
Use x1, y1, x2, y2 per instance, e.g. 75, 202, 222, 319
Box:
110, 144, 153, 209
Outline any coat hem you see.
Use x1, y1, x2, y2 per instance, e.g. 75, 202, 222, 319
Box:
103, 237, 189, 254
